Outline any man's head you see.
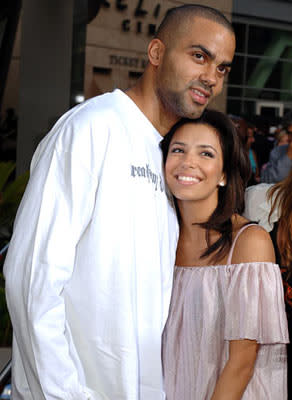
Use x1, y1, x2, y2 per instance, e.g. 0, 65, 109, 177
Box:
147, 4, 236, 121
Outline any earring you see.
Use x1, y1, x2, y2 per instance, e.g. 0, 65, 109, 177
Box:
219, 181, 225, 187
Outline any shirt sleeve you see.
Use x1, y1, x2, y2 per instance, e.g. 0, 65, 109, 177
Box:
224, 262, 289, 344
4, 114, 108, 399
243, 183, 279, 232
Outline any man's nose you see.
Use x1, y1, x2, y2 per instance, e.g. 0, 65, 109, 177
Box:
200, 65, 217, 87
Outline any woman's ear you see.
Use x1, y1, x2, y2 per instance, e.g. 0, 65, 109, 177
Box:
219, 174, 226, 187
147, 38, 165, 67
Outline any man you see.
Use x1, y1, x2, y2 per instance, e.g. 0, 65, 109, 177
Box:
261, 123, 292, 183
4, 5, 235, 400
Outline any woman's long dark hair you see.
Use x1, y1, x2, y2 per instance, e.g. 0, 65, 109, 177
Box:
160, 109, 251, 263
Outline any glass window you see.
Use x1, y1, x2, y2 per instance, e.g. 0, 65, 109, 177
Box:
227, 99, 242, 116
245, 57, 292, 100
227, 20, 292, 117
248, 26, 275, 55
227, 86, 243, 98
233, 22, 246, 54
265, 61, 292, 101
228, 55, 245, 85
248, 26, 292, 57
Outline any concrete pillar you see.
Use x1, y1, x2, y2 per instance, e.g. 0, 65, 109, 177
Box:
17, 0, 74, 174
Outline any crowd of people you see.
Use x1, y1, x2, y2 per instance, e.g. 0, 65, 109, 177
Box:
241, 111, 292, 399
229, 111, 292, 186
2, 4, 292, 400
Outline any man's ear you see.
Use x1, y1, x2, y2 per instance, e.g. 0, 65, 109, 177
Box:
147, 38, 165, 67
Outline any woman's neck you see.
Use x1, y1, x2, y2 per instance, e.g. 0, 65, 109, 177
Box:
177, 196, 217, 226
175, 199, 216, 266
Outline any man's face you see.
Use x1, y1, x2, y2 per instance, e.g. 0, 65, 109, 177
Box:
155, 17, 235, 119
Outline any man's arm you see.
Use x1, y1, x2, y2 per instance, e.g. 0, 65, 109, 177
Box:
4, 116, 106, 399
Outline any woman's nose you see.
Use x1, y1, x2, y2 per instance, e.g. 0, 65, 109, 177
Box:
181, 153, 197, 169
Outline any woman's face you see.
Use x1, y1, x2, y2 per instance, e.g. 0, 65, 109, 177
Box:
165, 122, 225, 205
246, 128, 255, 148
277, 133, 289, 146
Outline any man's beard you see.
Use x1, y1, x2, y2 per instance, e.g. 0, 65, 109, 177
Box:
156, 86, 209, 120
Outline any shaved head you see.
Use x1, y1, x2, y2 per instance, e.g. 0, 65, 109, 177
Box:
155, 4, 234, 48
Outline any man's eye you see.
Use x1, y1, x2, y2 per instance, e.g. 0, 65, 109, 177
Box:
217, 65, 228, 75
194, 53, 204, 61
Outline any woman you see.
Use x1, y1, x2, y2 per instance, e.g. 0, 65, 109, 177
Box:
275, 129, 289, 146
246, 124, 260, 185
244, 171, 292, 398
229, 116, 260, 185
161, 110, 288, 400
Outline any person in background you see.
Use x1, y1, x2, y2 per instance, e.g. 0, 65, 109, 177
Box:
282, 110, 292, 136
252, 119, 274, 173
275, 129, 289, 146
260, 130, 292, 183
246, 123, 260, 185
261, 112, 292, 183
244, 171, 292, 398
3, 5, 236, 400
230, 116, 260, 185
161, 110, 288, 400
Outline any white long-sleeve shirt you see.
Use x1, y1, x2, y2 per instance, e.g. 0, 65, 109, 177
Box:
4, 89, 178, 400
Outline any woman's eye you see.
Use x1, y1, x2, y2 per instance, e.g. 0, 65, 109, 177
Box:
171, 147, 184, 153
201, 151, 214, 158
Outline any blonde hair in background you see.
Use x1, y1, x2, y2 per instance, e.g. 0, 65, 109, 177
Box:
268, 170, 292, 272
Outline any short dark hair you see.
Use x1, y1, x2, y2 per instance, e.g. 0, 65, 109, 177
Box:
160, 109, 251, 263
155, 4, 234, 45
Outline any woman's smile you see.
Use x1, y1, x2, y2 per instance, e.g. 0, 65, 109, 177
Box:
165, 122, 225, 203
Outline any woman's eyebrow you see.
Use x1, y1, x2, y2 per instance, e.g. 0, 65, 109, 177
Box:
170, 141, 185, 146
198, 144, 218, 153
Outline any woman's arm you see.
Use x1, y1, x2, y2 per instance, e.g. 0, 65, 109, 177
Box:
211, 339, 259, 400
211, 223, 275, 399
252, 150, 260, 183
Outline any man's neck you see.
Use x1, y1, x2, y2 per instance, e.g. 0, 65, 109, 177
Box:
125, 79, 179, 136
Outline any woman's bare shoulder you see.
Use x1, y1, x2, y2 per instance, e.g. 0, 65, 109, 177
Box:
231, 215, 275, 264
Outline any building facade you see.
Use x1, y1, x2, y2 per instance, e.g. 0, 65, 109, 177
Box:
228, 0, 292, 121
2, 0, 233, 117
2, 0, 292, 170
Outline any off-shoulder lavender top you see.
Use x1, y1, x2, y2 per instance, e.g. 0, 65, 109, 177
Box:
162, 224, 289, 400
